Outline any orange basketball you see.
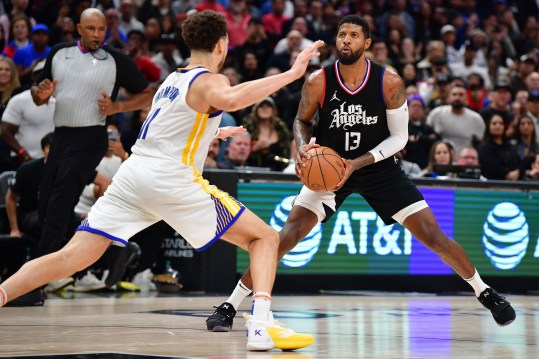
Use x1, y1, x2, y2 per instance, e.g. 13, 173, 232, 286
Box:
299, 146, 346, 192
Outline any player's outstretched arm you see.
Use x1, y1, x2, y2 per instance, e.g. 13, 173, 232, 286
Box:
205, 41, 324, 112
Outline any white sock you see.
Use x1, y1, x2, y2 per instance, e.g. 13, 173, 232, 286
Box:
0, 286, 7, 307
464, 269, 489, 296
251, 291, 272, 322
226, 279, 252, 310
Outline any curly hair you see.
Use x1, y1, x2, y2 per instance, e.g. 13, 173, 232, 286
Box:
181, 11, 227, 53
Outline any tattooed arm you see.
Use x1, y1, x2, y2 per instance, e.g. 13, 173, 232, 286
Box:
293, 69, 325, 176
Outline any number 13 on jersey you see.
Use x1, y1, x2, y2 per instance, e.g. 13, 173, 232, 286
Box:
345, 132, 361, 151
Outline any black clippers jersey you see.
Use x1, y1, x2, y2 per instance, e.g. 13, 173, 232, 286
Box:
318, 60, 390, 167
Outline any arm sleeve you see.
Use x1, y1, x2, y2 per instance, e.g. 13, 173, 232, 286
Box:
368, 101, 409, 163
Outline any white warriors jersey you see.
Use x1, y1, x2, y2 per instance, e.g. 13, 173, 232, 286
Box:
131, 66, 222, 172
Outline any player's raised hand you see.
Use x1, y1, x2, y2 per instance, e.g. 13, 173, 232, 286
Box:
216, 125, 247, 141
289, 40, 324, 80
36, 78, 58, 101
295, 143, 320, 177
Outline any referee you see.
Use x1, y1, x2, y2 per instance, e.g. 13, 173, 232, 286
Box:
27, 8, 153, 301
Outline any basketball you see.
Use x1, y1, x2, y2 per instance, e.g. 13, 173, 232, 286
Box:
299, 146, 346, 192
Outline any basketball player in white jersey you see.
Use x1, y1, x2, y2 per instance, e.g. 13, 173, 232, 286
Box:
0, 10, 324, 351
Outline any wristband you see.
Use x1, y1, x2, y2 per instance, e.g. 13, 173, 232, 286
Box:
18, 147, 26, 155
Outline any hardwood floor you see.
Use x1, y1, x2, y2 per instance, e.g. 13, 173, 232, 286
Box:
0, 292, 537, 358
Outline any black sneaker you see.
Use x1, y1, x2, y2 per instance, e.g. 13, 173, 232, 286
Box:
206, 302, 237, 332
477, 287, 516, 326
105, 242, 139, 288
5, 288, 45, 307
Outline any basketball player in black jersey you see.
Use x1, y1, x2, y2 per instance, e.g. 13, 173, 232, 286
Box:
206, 15, 515, 331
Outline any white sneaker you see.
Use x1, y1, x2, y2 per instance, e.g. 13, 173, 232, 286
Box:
45, 277, 74, 292
245, 311, 314, 351
131, 269, 157, 292
70, 271, 107, 292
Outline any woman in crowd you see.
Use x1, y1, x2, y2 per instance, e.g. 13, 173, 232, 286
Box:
478, 114, 522, 181
0, 55, 21, 171
421, 140, 454, 178
242, 96, 291, 171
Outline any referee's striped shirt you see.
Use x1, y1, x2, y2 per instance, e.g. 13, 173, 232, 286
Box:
36, 41, 149, 128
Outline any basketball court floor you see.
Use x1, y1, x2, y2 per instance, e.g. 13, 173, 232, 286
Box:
0, 291, 537, 359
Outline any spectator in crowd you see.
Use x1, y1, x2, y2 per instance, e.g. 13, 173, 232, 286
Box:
404, 94, 439, 169
450, 40, 491, 90
416, 40, 445, 82
0, 55, 22, 172
237, 50, 263, 82
104, 8, 127, 50
440, 24, 458, 65
262, 0, 290, 42
152, 32, 184, 82
243, 96, 291, 171
13, 24, 50, 87
0, 59, 55, 163
396, 149, 422, 179
477, 113, 522, 181
428, 72, 452, 109
510, 114, 537, 168
427, 83, 486, 155
401, 63, 418, 88
1, 133, 53, 289
460, 28, 488, 68
525, 71, 539, 92
138, 0, 175, 25
479, 78, 514, 128
267, 29, 303, 73
421, 140, 454, 178
119, 0, 144, 35
49, 16, 77, 45
523, 153, 539, 181
2, 15, 31, 59
235, 17, 273, 71
218, 131, 252, 169
204, 138, 221, 169
510, 90, 527, 123
274, 23, 314, 54
466, 73, 487, 112
125, 29, 161, 83
525, 90, 539, 137
0, 1, 35, 45
195, 0, 226, 14
510, 54, 537, 94
456, 146, 480, 167
225, 0, 251, 49
5, 133, 53, 241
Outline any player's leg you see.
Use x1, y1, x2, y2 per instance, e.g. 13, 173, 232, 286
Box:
220, 208, 314, 351
402, 207, 515, 326
206, 205, 319, 332
0, 231, 111, 306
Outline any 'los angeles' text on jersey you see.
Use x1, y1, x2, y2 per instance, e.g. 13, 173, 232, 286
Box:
318, 60, 390, 160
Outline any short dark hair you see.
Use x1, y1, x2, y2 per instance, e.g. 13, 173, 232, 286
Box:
41, 132, 53, 150
182, 11, 227, 52
337, 15, 371, 39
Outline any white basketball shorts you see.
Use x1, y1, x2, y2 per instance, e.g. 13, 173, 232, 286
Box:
77, 155, 245, 251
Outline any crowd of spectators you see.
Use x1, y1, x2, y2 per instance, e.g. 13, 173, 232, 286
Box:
0, 1, 537, 240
